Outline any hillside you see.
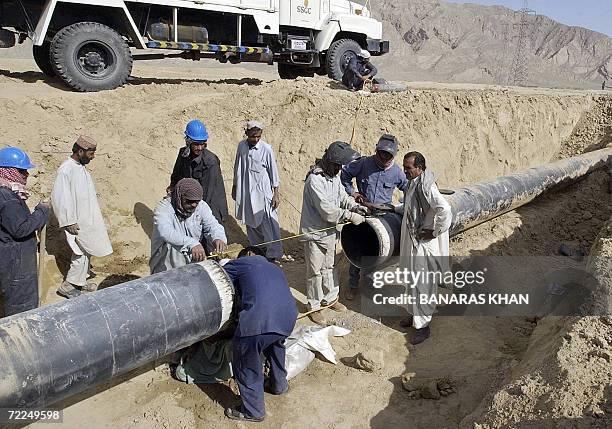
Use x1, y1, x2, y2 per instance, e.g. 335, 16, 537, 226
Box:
372, 0, 612, 89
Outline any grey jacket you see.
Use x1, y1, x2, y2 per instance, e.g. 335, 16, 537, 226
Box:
150, 198, 227, 274
299, 167, 358, 241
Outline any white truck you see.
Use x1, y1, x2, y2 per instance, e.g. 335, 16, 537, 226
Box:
0, 0, 389, 91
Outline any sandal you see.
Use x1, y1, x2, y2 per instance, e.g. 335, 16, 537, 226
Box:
225, 407, 264, 422
80, 282, 99, 292
57, 288, 81, 299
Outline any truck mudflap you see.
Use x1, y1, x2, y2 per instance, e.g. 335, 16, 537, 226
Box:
146, 40, 270, 55
367, 38, 389, 54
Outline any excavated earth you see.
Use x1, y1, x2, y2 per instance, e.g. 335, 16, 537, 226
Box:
0, 59, 610, 428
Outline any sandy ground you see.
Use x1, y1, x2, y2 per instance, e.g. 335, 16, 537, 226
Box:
0, 58, 609, 428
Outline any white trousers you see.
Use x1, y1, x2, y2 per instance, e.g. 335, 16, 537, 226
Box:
66, 252, 90, 287
305, 234, 338, 310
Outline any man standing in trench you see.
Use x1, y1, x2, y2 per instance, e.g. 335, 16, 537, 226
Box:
150, 178, 227, 274
169, 119, 229, 250
51, 136, 113, 299
300, 141, 369, 325
340, 134, 408, 300
232, 120, 283, 263
0, 147, 50, 316
394, 151, 452, 344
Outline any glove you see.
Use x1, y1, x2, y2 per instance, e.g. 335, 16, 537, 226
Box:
345, 211, 366, 225
351, 205, 369, 216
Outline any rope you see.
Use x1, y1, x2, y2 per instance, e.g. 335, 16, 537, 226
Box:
207, 221, 350, 258
349, 96, 364, 145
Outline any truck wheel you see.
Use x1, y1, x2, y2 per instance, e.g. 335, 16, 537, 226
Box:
326, 39, 361, 81
32, 42, 55, 77
50, 22, 132, 92
278, 63, 301, 79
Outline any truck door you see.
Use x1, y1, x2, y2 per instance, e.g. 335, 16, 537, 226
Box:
290, 0, 321, 27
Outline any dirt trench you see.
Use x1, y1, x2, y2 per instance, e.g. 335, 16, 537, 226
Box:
0, 60, 608, 428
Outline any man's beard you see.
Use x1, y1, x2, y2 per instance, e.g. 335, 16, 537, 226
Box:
79, 155, 91, 165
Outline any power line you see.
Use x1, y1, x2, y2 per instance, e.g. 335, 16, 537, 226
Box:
508, 0, 536, 86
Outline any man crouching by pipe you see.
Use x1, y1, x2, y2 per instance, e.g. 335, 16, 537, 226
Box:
180, 246, 297, 422
299, 141, 369, 325
395, 151, 452, 345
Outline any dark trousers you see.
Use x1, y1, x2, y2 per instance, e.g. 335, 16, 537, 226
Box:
349, 263, 361, 289
0, 242, 39, 317
232, 333, 288, 419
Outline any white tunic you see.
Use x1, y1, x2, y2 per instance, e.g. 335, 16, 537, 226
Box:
233, 139, 280, 228
51, 158, 113, 257
396, 171, 452, 328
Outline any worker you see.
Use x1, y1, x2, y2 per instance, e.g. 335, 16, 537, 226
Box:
340, 134, 408, 300
231, 120, 283, 263
150, 178, 227, 274
169, 120, 229, 242
0, 147, 50, 317
299, 141, 368, 325
395, 151, 452, 345
222, 254, 298, 422
51, 136, 113, 299
174, 246, 266, 388
342, 49, 378, 92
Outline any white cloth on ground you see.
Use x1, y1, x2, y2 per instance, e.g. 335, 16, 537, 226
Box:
149, 198, 227, 274
396, 170, 452, 329
51, 158, 113, 257
285, 325, 351, 380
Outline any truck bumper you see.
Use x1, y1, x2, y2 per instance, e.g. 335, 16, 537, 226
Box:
367, 39, 390, 55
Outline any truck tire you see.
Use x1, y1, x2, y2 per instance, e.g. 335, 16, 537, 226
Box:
278, 63, 301, 79
50, 22, 132, 92
326, 38, 361, 81
32, 42, 55, 77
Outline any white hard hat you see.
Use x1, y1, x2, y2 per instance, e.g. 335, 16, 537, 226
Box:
359, 49, 371, 59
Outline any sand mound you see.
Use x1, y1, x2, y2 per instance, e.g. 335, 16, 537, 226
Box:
462, 216, 612, 429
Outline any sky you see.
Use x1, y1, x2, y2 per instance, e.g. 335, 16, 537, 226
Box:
445, 0, 612, 37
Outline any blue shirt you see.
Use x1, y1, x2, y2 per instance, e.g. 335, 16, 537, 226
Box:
340, 156, 408, 204
223, 256, 298, 338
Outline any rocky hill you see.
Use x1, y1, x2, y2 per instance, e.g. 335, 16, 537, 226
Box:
372, 0, 612, 89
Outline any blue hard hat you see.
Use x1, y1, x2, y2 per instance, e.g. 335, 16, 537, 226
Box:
185, 120, 209, 142
0, 147, 36, 169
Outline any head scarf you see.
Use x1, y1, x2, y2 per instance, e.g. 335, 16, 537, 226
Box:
0, 167, 29, 200
246, 120, 264, 131
171, 178, 203, 219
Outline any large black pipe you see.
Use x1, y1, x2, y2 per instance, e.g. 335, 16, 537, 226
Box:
342, 148, 611, 269
0, 261, 233, 408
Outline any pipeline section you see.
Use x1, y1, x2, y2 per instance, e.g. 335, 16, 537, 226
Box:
0, 260, 233, 408
342, 148, 611, 270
